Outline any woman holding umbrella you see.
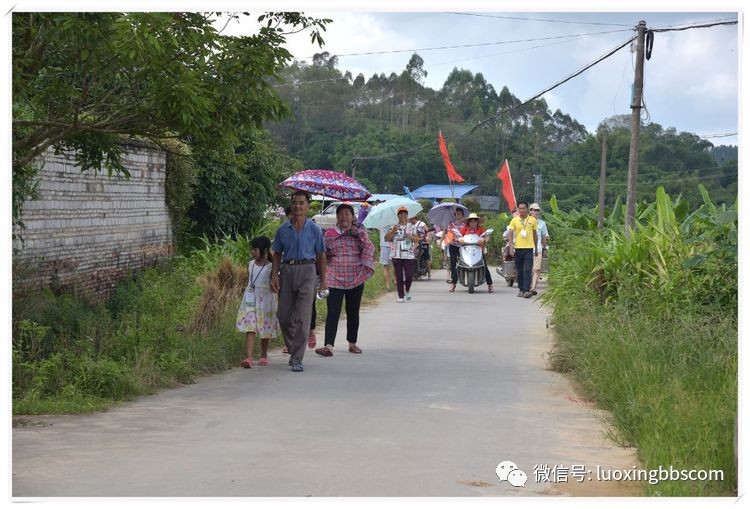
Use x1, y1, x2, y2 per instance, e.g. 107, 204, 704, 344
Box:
315, 203, 375, 357
385, 206, 421, 302
446, 207, 466, 292
427, 202, 469, 292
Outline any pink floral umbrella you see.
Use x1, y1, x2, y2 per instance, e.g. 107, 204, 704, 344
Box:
278, 169, 371, 201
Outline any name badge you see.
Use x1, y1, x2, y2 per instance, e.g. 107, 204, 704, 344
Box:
521, 229, 528, 238
244, 290, 256, 306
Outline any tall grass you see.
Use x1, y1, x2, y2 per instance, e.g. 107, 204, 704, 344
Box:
13, 255, 247, 414
13, 223, 391, 414
544, 185, 737, 495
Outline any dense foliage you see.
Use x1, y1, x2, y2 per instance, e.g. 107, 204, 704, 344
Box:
265, 53, 737, 211
543, 185, 737, 495
12, 12, 329, 229
187, 127, 303, 241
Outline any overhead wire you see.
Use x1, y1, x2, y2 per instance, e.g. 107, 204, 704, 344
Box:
429, 36, 580, 68
311, 17, 737, 168
471, 34, 636, 132
545, 172, 733, 187
650, 20, 738, 32
554, 162, 736, 177
697, 132, 738, 139
303, 28, 632, 59
353, 32, 638, 161
448, 12, 633, 27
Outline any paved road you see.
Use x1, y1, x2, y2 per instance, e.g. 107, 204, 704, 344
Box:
13, 269, 639, 497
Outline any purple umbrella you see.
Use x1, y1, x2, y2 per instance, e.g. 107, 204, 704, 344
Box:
278, 169, 371, 201
427, 202, 469, 228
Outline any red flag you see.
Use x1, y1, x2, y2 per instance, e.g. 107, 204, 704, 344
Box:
497, 159, 516, 212
438, 131, 464, 183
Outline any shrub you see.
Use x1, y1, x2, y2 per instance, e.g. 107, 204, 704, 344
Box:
544, 185, 737, 495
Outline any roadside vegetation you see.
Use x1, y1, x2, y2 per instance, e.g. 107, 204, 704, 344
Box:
12, 221, 389, 415
542, 185, 737, 496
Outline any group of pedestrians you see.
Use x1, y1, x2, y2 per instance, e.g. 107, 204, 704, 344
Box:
236, 191, 374, 373
236, 192, 550, 373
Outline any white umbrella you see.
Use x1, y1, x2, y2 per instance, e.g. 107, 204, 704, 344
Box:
362, 197, 423, 229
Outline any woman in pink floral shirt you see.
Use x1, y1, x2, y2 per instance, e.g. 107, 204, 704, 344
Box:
315, 203, 375, 357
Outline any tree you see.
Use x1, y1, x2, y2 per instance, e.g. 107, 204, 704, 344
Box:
189, 127, 302, 238
12, 12, 330, 171
12, 12, 330, 228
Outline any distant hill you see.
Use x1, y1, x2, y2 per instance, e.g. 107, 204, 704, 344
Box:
265, 52, 737, 210
710, 145, 738, 165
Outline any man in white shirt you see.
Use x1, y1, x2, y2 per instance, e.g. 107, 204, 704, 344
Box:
529, 203, 550, 295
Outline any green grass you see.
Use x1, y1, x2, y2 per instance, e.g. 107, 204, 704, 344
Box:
543, 186, 737, 496
549, 298, 736, 495
12, 257, 245, 415
13, 239, 392, 415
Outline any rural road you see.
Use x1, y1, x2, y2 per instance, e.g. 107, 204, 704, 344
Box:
13, 269, 640, 497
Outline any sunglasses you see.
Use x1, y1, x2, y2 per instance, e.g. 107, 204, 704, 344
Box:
531, 209, 540, 211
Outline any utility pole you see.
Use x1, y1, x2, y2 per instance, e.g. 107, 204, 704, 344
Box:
625, 20, 647, 238
597, 128, 608, 230
533, 173, 542, 205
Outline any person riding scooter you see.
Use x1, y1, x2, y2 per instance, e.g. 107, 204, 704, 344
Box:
449, 213, 494, 294
459, 213, 493, 293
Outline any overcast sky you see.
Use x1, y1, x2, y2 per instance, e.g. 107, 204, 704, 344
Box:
221, 9, 739, 145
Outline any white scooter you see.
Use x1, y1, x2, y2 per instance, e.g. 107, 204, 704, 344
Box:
451, 228, 494, 294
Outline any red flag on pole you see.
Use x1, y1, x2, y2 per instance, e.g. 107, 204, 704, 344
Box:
438, 131, 465, 183
497, 159, 516, 212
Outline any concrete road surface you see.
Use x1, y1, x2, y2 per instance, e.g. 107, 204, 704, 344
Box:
13, 270, 640, 497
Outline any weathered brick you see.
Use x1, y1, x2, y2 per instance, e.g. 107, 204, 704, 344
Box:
13, 143, 173, 298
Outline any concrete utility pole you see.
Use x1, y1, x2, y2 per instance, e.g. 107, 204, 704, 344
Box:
598, 128, 608, 230
533, 173, 542, 205
625, 20, 647, 238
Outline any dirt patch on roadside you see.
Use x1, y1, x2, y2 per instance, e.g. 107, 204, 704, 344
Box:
13, 418, 53, 429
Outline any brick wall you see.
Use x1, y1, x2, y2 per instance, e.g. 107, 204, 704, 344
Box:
13, 141, 173, 298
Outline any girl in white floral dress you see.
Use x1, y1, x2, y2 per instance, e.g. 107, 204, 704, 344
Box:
237, 236, 278, 368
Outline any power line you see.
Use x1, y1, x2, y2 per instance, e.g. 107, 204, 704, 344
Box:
545, 172, 734, 187
546, 163, 736, 179
333, 18, 738, 165
305, 28, 632, 59
650, 20, 738, 32
449, 12, 633, 27
698, 132, 738, 139
430, 37, 580, 68
472, 35, 636, 132
272, 76, 347, 88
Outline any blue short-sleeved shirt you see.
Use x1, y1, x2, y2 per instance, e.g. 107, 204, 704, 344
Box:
536, 218, 549, 251
272, 219, 325, 261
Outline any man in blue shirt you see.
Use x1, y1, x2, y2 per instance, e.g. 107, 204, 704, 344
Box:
271, 191, 327, 372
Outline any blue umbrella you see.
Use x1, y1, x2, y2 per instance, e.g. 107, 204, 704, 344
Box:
427, 202, 469, 228
362, 197, 422, 229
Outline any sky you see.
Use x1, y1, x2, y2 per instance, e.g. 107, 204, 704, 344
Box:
220, 9, 740, 145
